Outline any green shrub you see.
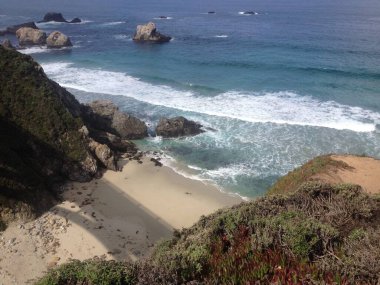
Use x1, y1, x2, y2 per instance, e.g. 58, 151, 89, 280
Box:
36, 259, 138, 285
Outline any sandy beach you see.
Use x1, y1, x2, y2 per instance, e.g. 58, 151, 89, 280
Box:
315, 154, 380, 194
0, 157, 242, 285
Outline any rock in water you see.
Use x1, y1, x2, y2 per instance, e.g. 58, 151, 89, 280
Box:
46, 31, 72, 48
16, 27, 47, 46
133, 22, 171, 43
1, 39, 14, 50
38, 12, 67, 23
156, 116, 204, 137
82, 100, 148, 139
70, 17, 82, 23
0, 22, 39, 35
242, 11, 258, 15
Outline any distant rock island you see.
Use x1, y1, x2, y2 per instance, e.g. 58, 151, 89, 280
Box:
133, 22, 171, 43
37, 12, 82, 23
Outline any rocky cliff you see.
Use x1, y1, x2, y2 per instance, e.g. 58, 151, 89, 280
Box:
0, 47, 139, 225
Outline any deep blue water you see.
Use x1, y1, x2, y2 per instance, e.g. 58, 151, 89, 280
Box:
1, 0, 380, 198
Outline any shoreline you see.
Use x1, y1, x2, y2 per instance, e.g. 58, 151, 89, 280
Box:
0, 156, 243, 284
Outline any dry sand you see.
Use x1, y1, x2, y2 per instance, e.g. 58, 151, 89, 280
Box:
0, 157, 242, 285
315, 155, 380, 194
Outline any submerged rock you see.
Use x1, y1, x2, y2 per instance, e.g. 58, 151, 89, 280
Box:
241, 11, 258, 15
70, 17, 82, 23
133, 22, 171, 43
156, 116, 204, 137
16, 27, 47, 46
46, 31, 72, 48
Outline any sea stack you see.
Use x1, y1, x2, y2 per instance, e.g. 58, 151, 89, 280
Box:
133, 22, 171, 43
38, 12, 82, 23
156, 116, 204, 137
15, 27, 47, 46
46, 31, 73, 48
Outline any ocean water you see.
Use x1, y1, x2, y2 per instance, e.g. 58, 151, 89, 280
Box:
1, 0, 380, 198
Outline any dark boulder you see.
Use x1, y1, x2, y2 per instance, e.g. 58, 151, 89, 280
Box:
0, 22, 38, 35
70, 17, 82, 23
242, 11, 258, 15
38, 12, 68, 23
133, 22, 171, 43
155, 116, 204, 138
81, 100, 148, 140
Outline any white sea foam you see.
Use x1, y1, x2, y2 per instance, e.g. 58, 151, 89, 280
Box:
238, 11, 258, 16
214, 35, 228, 38
19, 46, 50, 54
36, 19, 93, 28
19, 46, 76, 54
101, 21, 125, 26
113, 34, 131, 41
205, 163, 256, 182
41, 62, 380, 133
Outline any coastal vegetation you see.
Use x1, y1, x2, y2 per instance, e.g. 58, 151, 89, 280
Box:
37, 182, 380, 284
268, 155, 351, 195
1, 42, 380, 284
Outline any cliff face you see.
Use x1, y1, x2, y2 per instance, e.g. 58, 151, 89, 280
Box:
0, 47, 122, 223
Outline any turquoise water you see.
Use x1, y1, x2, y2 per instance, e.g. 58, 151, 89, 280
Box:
1, 0, 380, 197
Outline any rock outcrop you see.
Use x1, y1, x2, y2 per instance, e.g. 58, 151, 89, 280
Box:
38, 12, 81, 23
1, 39, 14, 50
82, 100, 148, 139
155, 116, 204, 137
88, 140, 118, 171
70, 17, 82, 23
46, 31, 72, 48
0, 22, 38, 35
133, 22, 171, 43
16, 27, 47, 46
0, 47, 129, 225
38, 12, 67, 23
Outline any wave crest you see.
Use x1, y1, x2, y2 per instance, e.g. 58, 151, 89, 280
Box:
41, 62, 380, 132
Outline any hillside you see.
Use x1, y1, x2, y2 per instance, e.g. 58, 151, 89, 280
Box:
0, 46, 138, 227
268, 154, 380, 195
37, 182, 380, 284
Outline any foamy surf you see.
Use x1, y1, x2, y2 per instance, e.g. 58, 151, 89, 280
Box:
144, 151, 249, 200
214, 35, 228, 38
41, 62, 380, 133
101, 21, 125, 26
113, 34, 131, 41
19, 46, 50, 54
238, 11, 259, 16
